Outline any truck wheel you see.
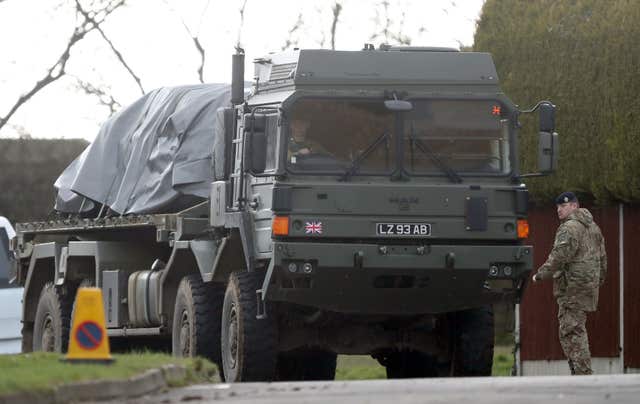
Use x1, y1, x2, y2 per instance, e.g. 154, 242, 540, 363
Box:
451, 305, 494, 376
172, 274, 225, 365
380, 350, 438, 378
277, 349, 337, 381
32, 282, 75, 353
221, 271, 277, 382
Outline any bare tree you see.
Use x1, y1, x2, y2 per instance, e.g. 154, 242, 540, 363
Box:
164, 0, 211, 84
369, 0, 411, 46
0, 0, 126, 133
74, 78, 121, 115
236, 0, 248, 49
282, 1, 342, 51
76, 1, 145, 93
281, 12, 304, 51
330, 2, 342, 50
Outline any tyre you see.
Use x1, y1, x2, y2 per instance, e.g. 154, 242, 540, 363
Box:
451, 305, 495, 376
32, 282, 76, 353
277, 349, 337, 381
221, 271, 278, 382
172, 274, 225, 365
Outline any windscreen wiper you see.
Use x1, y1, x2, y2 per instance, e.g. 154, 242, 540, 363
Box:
411, 135, 463, 183
339, 131, 390, 181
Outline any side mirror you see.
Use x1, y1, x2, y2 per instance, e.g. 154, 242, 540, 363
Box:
244, 113, 267, 174
243, 114, 266, 131
538, 131, 559, 173
248, 131, 267, 174
212, 107, 236, 181
384, 99, 413, 112
539, 101, 556, 133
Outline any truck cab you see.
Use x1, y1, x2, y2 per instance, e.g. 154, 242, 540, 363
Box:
210, 47, 557, 379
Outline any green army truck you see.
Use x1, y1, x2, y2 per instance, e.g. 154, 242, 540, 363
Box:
10, 46, 558, 381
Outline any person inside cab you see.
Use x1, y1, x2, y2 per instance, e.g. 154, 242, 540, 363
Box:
287, 116, 329, 162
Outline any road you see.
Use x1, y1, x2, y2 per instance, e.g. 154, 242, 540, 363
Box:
105, 374, 640, 404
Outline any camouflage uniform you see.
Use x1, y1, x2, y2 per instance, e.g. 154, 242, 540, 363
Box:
535, 208, 607, 375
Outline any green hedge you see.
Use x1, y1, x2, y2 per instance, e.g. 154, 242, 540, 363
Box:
0, 139, 88, 223
474, 0, 640, 204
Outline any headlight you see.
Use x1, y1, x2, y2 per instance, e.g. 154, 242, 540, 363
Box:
302, 262, 313, 274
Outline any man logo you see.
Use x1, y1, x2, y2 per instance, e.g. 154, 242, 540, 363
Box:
389, 196, 419, 211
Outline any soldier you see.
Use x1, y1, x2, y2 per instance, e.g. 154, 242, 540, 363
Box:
288, 117, 329, 161
532, 191, 607, 375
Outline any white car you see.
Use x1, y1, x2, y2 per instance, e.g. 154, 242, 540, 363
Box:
0, 216, 22, 354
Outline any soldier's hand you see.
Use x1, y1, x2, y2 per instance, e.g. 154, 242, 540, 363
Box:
532, 273, 542, 283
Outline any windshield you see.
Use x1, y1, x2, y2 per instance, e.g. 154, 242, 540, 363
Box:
405, 100, 511, 174
287, 99, 394, 173
286, 98, 511, 176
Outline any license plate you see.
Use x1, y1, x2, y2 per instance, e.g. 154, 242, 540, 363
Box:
376, 223, 432, 236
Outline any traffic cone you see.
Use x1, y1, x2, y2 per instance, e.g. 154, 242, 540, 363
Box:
64, 287, 113, 363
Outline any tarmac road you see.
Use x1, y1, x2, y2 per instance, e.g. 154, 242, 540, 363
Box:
104, 374, 640, 404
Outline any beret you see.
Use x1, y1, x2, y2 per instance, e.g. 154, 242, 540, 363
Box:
555, 191, 578, 204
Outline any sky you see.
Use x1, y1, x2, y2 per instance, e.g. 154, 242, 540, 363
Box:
0, 0, 485, 141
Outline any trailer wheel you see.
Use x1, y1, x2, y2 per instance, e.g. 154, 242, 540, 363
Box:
221, 271, 277, 382
451, 305, 495, 376
277, 349, 337, 381
172, 275, 225, 365
32, 282, 76, 353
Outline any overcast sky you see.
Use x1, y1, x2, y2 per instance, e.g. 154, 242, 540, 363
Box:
0, 0, 485, 141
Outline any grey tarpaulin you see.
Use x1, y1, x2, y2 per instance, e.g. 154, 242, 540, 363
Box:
55, 84, 232, 215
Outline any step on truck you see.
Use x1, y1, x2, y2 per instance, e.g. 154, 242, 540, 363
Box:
10, 45, 558, 381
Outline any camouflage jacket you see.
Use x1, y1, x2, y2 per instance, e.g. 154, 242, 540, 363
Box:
536, 208, 607, 311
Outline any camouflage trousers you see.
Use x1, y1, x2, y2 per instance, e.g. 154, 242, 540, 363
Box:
557, 304, 592, 375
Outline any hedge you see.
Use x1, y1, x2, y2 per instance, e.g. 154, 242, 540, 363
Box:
474, 0, 640, 204
0, 139, 88, 223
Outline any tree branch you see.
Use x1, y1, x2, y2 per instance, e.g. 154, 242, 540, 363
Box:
192, 37, 205, 83
74, 78, 121, 115
281, 12, 303, 51
75, 0, 144, 94
236, 0, 248, 49
164, 0, 208, 83
330, 2, 342, 50
368, 0, 411, 46
0, 0, 126, 132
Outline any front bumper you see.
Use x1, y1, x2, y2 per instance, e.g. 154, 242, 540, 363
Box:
265, 241, 532, 315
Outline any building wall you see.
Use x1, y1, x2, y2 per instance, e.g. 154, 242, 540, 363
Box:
623, 206, 640, 369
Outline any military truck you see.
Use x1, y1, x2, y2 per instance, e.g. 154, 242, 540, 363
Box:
10, 46, 558, 381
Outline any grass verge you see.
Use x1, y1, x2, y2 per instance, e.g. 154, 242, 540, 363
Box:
491, 345, 515, 376
0, 352, 218, 397
1, 345, 516, 395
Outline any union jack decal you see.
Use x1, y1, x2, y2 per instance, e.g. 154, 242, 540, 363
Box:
304, 221, 323, 235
